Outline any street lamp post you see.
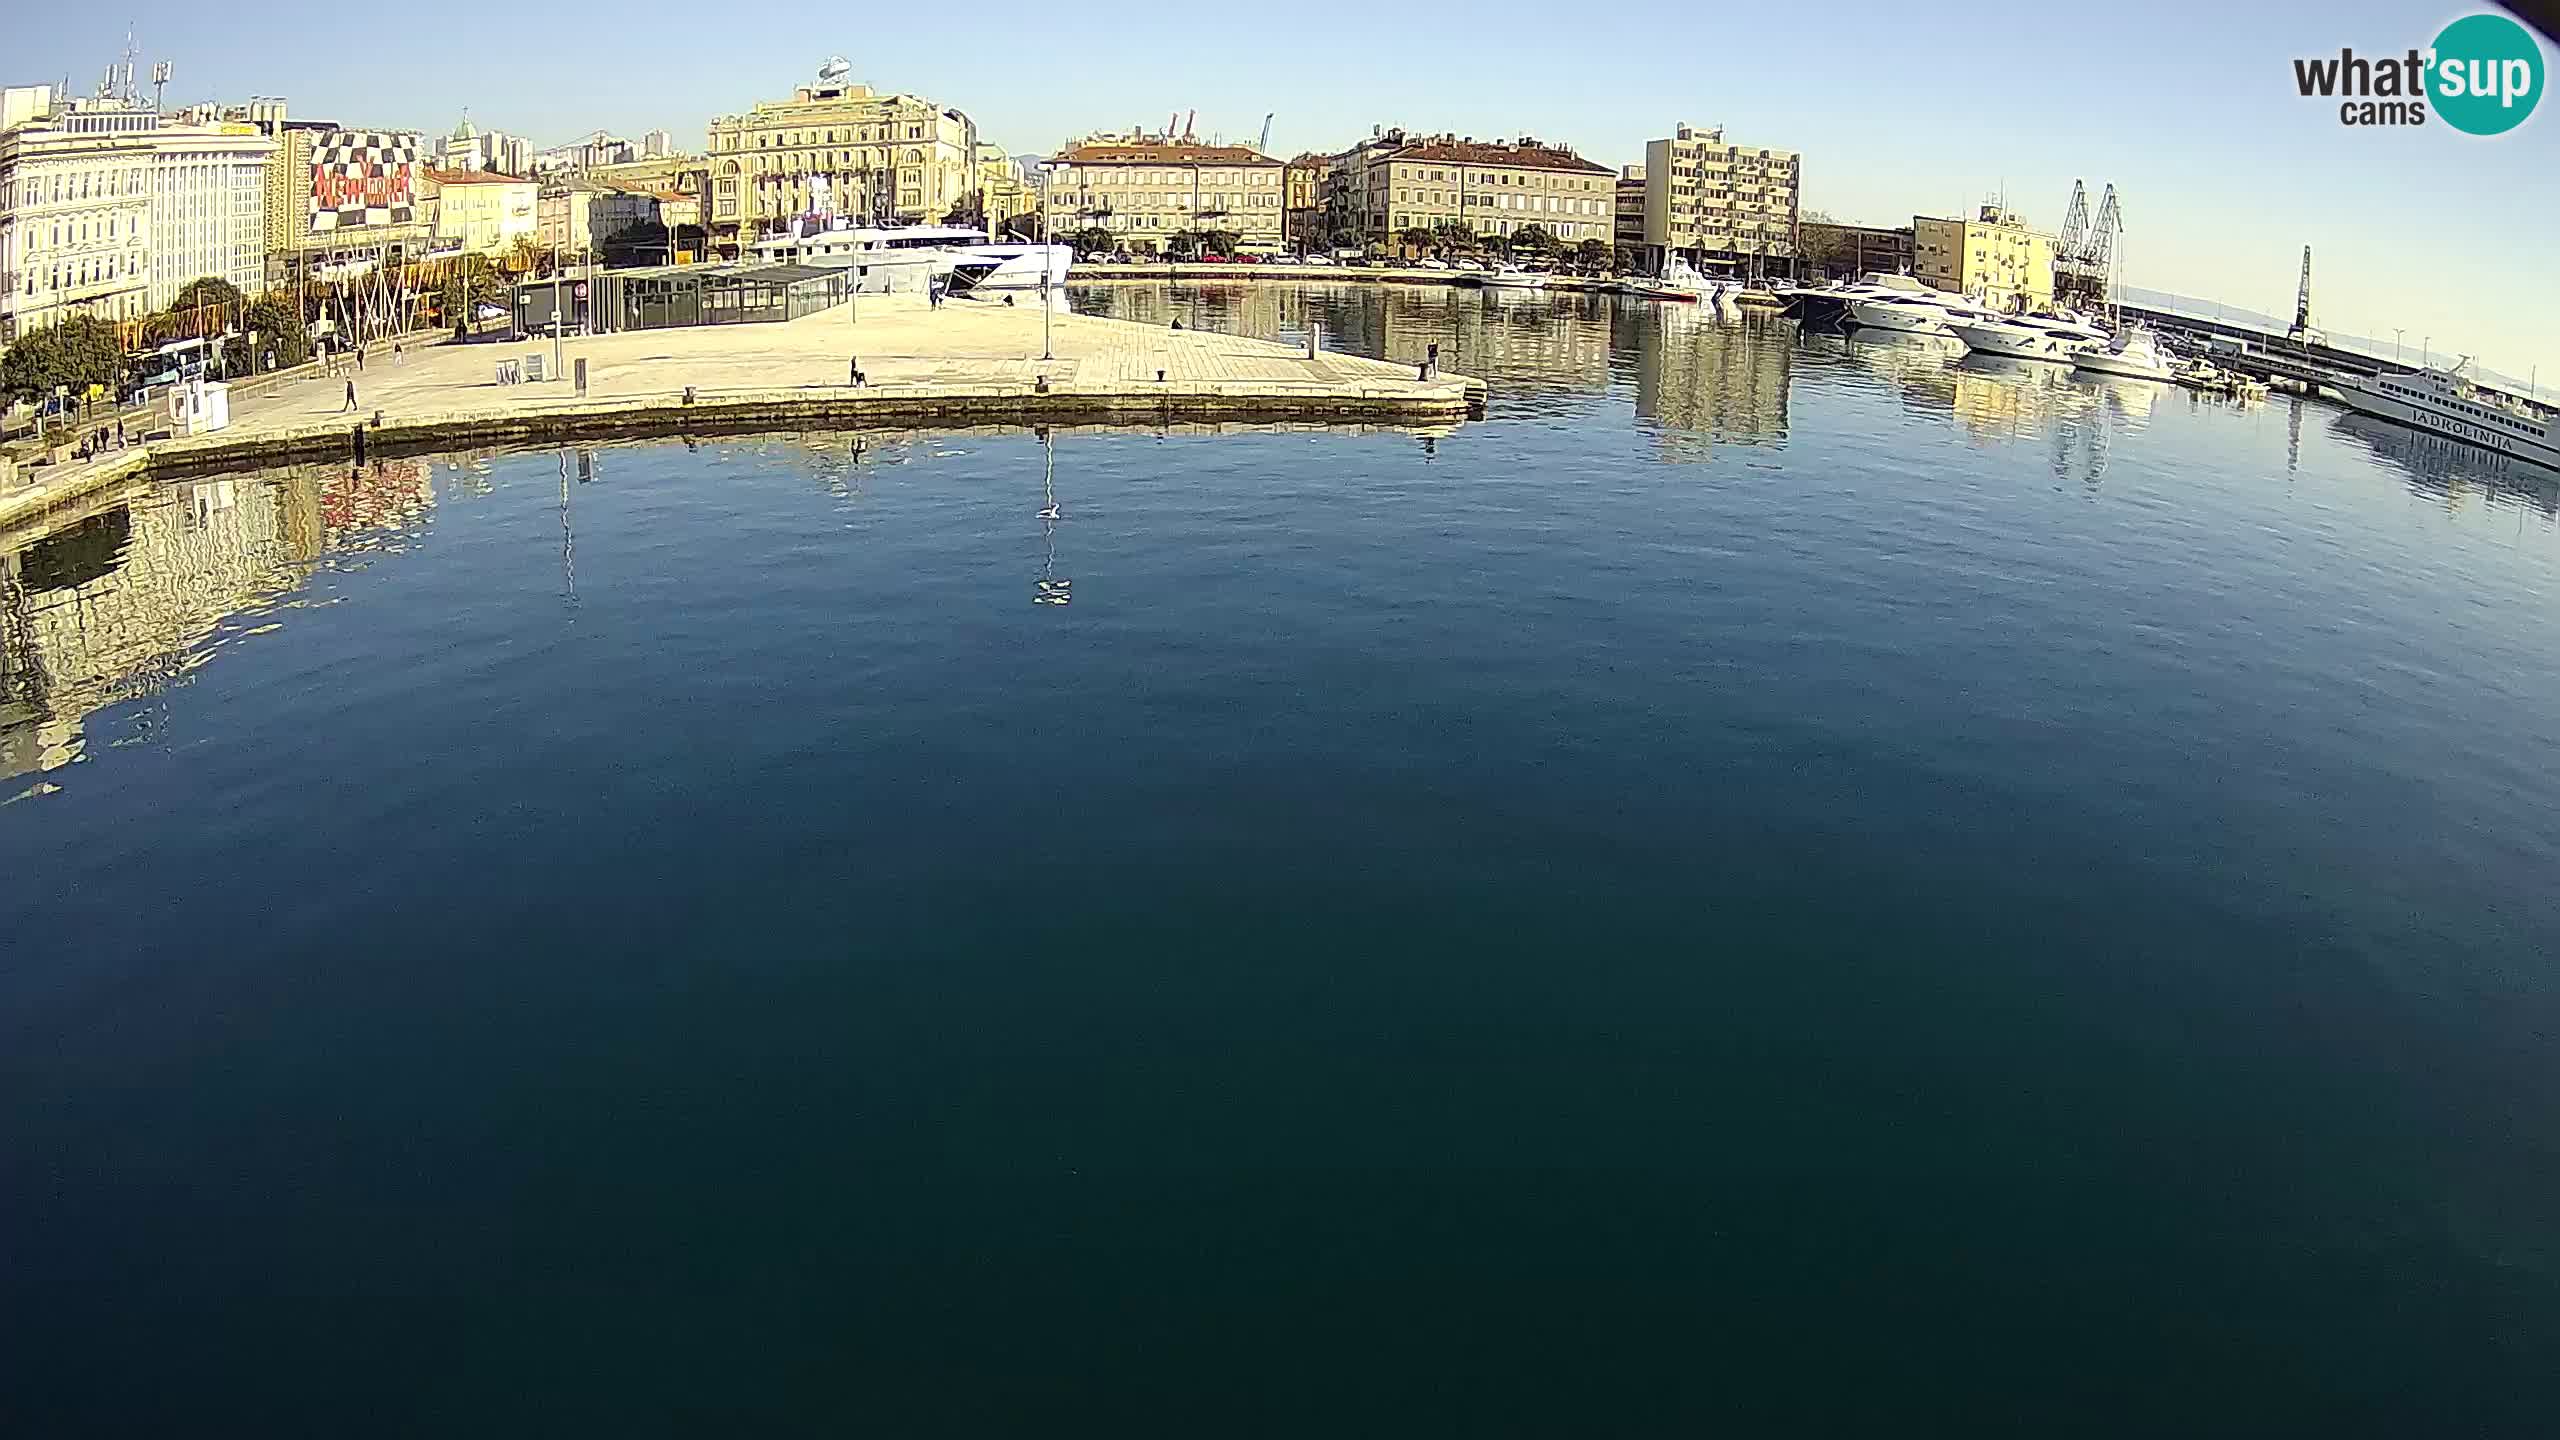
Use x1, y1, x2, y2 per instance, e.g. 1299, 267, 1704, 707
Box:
1040, 167, 1054, 362
2393, 328, 2404, 363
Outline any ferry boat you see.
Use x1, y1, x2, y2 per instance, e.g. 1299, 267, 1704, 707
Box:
2332, 364, 2560, 472
750, 224, 1071, 291
1945, 310, 2108, 363
2071, 322, 2177, 382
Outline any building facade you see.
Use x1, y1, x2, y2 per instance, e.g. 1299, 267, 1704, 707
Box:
1800, 220, 1913, 279
536, 185, 659, 257
1640, 123, 1801, 275
705, 72, 980, 256
144, 115, 273, 310
0, 87, 157, 342
1913, 204, 2055, 313
973, 143, 1031, 235
422, 168, 538, 255
1283, 151, 1330, 253
439, 114, 531, 178
641, 129, 672, 159
1040, 137, 1283, 255
239, 106, 431, 287
532, 131, 638, 175
1335, 132, 1613, 252
1615, 164, 1645, 253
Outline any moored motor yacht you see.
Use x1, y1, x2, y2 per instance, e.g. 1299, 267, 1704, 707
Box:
1837, 272, 1983, 335
2071, 321, 2177, 382
1947, 310, 2108, 363
750, 223, 1072, 292
1479, 263, 1552, 290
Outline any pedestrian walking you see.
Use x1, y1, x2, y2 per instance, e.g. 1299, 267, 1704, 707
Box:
115, 419, 125, 446
342, 379, 358, 413
393, 341, 403, 366
357, 344, 366, 372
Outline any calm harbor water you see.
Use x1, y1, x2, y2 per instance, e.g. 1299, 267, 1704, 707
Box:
7, 284, 2560, 1431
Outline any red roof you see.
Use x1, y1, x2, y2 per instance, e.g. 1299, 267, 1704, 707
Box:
1378, 141, 1611, 175
1055, 142, 1278, 166
425, 167, 528, 186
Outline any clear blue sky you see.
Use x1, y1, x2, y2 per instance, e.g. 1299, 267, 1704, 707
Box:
22, 1, 2556, 380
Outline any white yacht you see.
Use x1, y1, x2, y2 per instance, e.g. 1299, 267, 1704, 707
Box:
1842, 275, 1990, 336
1947, 310, 2109, 363
2072, 322, 2177, 382
1479, 263, 1552, 290
2332, 365, 2560, 472
1629, 255, 1733, 303
750, 224, 1072, 292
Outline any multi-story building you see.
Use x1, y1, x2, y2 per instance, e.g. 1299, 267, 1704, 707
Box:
1039, 135, 1283, 255
144, 112, 273, 310
532, 130, 638, 175
974, 143, 1032, 235
0, 86, 156, 342
642, 129, 672, 159
704, 69, 980, 256
235, 102, 430, 287
536, 184, 659, 258
1640, 123, 1801, 275
1334, 131, 1614, 252
421, 168, 538, 256
1283, 151, 1330, 253
439, 114, 531, 178
1912, 204, 2054, 314
1614, 164, 1645, 253
1799, 220, 1913, 279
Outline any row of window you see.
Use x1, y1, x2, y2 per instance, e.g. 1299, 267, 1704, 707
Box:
1386, 216, 1600, 237
1056, 168, 1277, 186
2384, 378, 2544, 435
1390, 191, 1606, 215
733, 123, 931, 149
1389, 168, 1604, 192
0, 169, 147, 208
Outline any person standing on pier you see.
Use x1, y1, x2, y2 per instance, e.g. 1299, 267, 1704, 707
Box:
342, 379, 358, 413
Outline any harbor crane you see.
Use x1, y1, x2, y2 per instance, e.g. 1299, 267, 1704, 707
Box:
1258, 113, 1273, 155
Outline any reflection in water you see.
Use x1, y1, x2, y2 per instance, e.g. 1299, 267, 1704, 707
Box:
0, 460, 432, 782
2331, 410, 2560, 519
1629, 301, 1790, 461
1035, 426, 1071, 607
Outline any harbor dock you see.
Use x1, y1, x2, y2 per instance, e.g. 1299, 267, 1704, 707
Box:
0, 291, 1482, 525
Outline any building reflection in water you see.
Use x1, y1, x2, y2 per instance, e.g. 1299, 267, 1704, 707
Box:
1625, 300, 1790, 461
0, 459, 434, 783
1034, 426, 1071, 608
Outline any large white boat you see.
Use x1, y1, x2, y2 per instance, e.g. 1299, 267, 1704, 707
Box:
750, 223, 1071, 292
1628, 255, 1734, 303
1946, 310, 2109, 363
1841, 274, 1991, 336
2332, 365, 2560, 472
2072, 322, 2177, 382
1478, 263, 1552, 290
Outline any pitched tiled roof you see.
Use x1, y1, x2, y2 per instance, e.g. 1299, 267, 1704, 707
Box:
1381, 141, 1611, 175
1055, 142, 1278, 165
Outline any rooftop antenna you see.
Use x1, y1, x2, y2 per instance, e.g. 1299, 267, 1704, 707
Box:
151, 60, 170, 113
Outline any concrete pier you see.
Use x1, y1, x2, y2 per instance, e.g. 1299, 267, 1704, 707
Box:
0, 292, 1481, 527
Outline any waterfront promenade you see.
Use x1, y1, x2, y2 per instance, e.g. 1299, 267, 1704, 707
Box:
0, 292, 1479, 527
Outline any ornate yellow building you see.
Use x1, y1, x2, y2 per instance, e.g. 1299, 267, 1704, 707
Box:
704, 67, 979, 256
1040, 137, 1284, 256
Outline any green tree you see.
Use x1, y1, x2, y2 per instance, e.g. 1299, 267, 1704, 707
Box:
237, 294, 311, 373
437, 257, 504, 327
1199, 228, 1240, 256
1511, 224, 1556, 254
1395, 226, 1433, 256
170, 275, 246, 315
1068, 226, 1115, 255
1430, 221, 1478, 254
1577, 237, 1610, 269
0, 314, 124, 405
1796, 210, 1853, 277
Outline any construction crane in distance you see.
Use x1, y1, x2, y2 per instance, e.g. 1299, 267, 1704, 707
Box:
1257, 113, 1274, 156
2287, 246, 2323, 347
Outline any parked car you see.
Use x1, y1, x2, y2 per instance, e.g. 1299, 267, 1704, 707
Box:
1198, 253, 1228, 263
1453, 258, 1485, 272
1300, 254, 1333, 266
1236, 253, 1264, 264
1417, 257, 1449, 270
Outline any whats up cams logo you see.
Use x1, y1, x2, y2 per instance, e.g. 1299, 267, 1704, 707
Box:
2292, 11, 2546, 133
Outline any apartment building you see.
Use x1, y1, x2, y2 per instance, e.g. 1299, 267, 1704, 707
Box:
144, 113, 273, 309
1913, 204, 2055, 313
705, 71, 979, 255
439, 114, 532, 177
1336, 132, 1614, 251
1615, 164, 1645, 251
1040, 136, 1283, 255
420, 168, 538, 255
1640, 123, 1801, 274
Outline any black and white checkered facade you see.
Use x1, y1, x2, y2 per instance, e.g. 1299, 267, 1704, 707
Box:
307, 131, 420, 234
